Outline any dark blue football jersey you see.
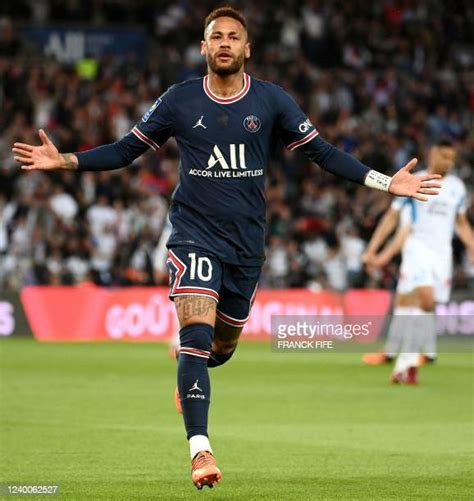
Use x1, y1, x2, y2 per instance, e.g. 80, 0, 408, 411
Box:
132, 74, 320, 266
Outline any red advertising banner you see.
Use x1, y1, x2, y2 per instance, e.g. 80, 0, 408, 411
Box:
20, 286, 392, 342
0, 292, 33, 338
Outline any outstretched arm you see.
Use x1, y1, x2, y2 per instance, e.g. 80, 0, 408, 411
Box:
12, 88, 176, 172
273, 86, 442, 201
305, 135, 442, 202
12, 129, 148, 172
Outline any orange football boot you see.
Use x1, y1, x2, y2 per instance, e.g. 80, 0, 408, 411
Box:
418, 354, 436, 366
191, 451, 222, 489
362, 352, 393, 365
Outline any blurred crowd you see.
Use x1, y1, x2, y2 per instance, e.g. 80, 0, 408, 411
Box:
0, 0, 473, 291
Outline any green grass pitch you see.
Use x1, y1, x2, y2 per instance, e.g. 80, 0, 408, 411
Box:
0, 338, 472, 500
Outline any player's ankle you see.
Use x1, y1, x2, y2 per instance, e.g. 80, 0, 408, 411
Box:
189, 435, 212, 459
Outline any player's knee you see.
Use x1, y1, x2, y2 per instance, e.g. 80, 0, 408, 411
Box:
419, 298, 435, 312
179, 323, 213, 359
208, 343, 238, 367
213, 320, 242, 354
418, 290, 435, 312
212, 338, 238, 355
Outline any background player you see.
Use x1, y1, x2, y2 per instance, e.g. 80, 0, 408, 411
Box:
12, 6, 442, 489
363, 139, 473, 383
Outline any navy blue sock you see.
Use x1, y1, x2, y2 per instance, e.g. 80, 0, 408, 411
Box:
207, 347, 237, 367
178, 323, 213, 439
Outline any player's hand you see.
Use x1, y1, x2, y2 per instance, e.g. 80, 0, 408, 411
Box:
372, 252, 391, 268
361, 251, 375, 267
388, 158, 442, 202
12, 129, 77, 171
362, 251, 378, 275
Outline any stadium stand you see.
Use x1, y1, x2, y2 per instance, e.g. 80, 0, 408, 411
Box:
1, 0, 472, 290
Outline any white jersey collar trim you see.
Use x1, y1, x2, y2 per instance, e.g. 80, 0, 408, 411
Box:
203, 73, 251, 104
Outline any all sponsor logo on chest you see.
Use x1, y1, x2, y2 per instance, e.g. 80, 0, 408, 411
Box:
189, 169, 264, 178
189, 143, 264, 178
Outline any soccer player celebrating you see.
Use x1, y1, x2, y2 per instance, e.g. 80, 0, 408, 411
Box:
12, 7, 442, 489
363, 139, 473, 383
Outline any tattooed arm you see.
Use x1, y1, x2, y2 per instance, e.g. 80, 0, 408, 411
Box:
12, 128, 145, 172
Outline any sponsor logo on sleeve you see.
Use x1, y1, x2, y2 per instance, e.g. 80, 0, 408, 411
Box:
298, 118, 313, 133
142, 98, 162, 122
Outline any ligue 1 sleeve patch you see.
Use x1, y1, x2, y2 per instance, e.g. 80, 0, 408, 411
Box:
142, 98, 162, 122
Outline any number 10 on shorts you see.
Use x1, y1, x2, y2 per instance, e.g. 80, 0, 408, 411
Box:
188, 253, 213, 281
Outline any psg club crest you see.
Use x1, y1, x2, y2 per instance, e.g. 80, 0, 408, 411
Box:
243, 115, 261, 133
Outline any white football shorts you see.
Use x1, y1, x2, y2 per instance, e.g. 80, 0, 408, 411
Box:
397, 239, 452, 303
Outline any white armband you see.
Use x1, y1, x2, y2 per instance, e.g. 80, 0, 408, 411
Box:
364, 170, 392, 192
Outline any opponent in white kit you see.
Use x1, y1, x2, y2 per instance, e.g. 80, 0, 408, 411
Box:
363, 139, 473, 383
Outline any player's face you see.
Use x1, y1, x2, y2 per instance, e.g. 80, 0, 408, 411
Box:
201, 17, 250, 76
428, 146, 456, 176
